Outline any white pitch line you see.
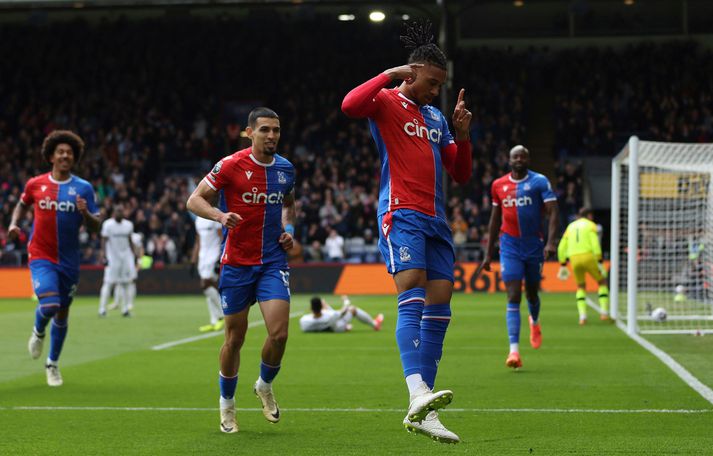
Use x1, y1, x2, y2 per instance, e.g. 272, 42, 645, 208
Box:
1, 406, 711, 414
151, 311, 303, 351
587, 297, 713, 406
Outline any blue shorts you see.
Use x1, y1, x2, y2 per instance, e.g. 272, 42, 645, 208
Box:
218, 263, 291, 315
378, 209, 455, 282
29, 260, 79, 308
499, 234, 544, 284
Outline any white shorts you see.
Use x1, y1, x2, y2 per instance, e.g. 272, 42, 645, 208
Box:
104, 257, 135, 284
198, 259, 219, 281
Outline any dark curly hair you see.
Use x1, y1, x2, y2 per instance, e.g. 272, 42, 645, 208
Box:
400, 20, 447, 70
41, 130, 85, 165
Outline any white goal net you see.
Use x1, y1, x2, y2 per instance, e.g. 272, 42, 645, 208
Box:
611, 137, 713, 334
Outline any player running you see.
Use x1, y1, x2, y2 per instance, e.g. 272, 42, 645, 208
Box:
8, 130, 100, 386
299, 295, 384, 333
342, 22, 472, 443
557, 207, 610, 324
192, 215, 225, 332
98, 204, 139, 317
477, 145, 559, 370
187, 107, 296, 434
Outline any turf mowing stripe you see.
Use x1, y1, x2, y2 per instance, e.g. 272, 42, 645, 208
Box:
151, 311, 303, 351
625, 326, 713, 405
3, 406, 711, 414
586, 297, 713, 406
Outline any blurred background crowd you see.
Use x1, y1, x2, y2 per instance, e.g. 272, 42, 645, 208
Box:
1, 16, 712, 267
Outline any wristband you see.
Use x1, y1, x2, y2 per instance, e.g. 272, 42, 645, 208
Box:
284, 224, 295, 236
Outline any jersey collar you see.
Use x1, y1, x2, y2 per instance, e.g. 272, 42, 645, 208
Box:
249, 152, 275, 167
48, 173, 73, 184
508, 171, 530, 183
397, 91, 417, 106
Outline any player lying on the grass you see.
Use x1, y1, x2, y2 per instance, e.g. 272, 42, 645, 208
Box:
477, 145, 559, 370
8, 130, 100, 387
299, 295, 384, 333
192, 215, 225, 332
342, 20, 472, 444
187, 107, 296, 434
557, 207, 610, 324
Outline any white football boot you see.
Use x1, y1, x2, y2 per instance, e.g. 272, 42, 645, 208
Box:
45, 363, 63, 387
404, 410, 460, 444
254, 381, 281, 423
219, 404, 239, 433
28, 330, 45, 360
407, 384, 453, 423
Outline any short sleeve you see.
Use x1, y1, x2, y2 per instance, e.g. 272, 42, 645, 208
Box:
85, 185, 99, 215
20, 178, 35, 205
204, 158, 231, 192
541, 178, 557, 203
101, 220, 110, 237
491, 181, 501, 207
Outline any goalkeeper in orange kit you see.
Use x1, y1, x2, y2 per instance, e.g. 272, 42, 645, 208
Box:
557, 208, 610, 324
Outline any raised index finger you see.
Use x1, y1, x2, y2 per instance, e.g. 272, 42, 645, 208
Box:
457, 88, 465, 105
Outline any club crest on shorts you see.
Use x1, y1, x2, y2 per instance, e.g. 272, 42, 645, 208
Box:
399, 246, 411, 262
277, 171, 287, 184
220, 294, 228, 309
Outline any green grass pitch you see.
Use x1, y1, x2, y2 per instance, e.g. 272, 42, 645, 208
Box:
1, 292, 712, 455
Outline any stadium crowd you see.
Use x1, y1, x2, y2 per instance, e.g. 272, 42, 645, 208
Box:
1, 17, 712, 266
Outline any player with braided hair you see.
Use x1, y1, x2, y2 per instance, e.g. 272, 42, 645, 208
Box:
342, 21, 472, 444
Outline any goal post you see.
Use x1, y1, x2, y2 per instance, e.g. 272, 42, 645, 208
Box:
611, 137, 713, 335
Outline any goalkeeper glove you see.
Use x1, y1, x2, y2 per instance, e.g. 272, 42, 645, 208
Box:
597, 261, 607, 278
557, 265, 570, 281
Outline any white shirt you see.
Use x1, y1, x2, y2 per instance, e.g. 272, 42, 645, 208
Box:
131, 232, 143, 250
195, 216, 223, 264
325, 234, 345, 259
102, 218, 135, 263
299, 309, 341, 332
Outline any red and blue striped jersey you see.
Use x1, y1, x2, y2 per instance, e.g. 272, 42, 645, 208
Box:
203, 147, 295, 267
491, 171, 557, 239
342, 74, 472, 221
20, 173, 98, 269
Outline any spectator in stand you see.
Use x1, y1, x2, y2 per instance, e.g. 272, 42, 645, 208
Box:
325, 228, 345, 263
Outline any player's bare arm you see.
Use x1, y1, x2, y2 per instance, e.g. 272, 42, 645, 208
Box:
7, 200, 27, 240
475, 205, 503, 278
279, 190, 296, 252
187, 180, 242, 229
76, 195, 100, 232
99, 237, 107, 265
452, 88, 472, 141
544, 201, 559, 260
191, 233, 200, 265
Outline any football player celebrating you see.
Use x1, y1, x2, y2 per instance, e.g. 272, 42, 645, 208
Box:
342, 21, 472, 443
187, 107, 296, 434
8, 130, 100, 386
477, 145, 559, 370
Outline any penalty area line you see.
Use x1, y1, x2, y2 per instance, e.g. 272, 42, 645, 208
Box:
151, 311, 303, 351
2, 406, 711, 414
